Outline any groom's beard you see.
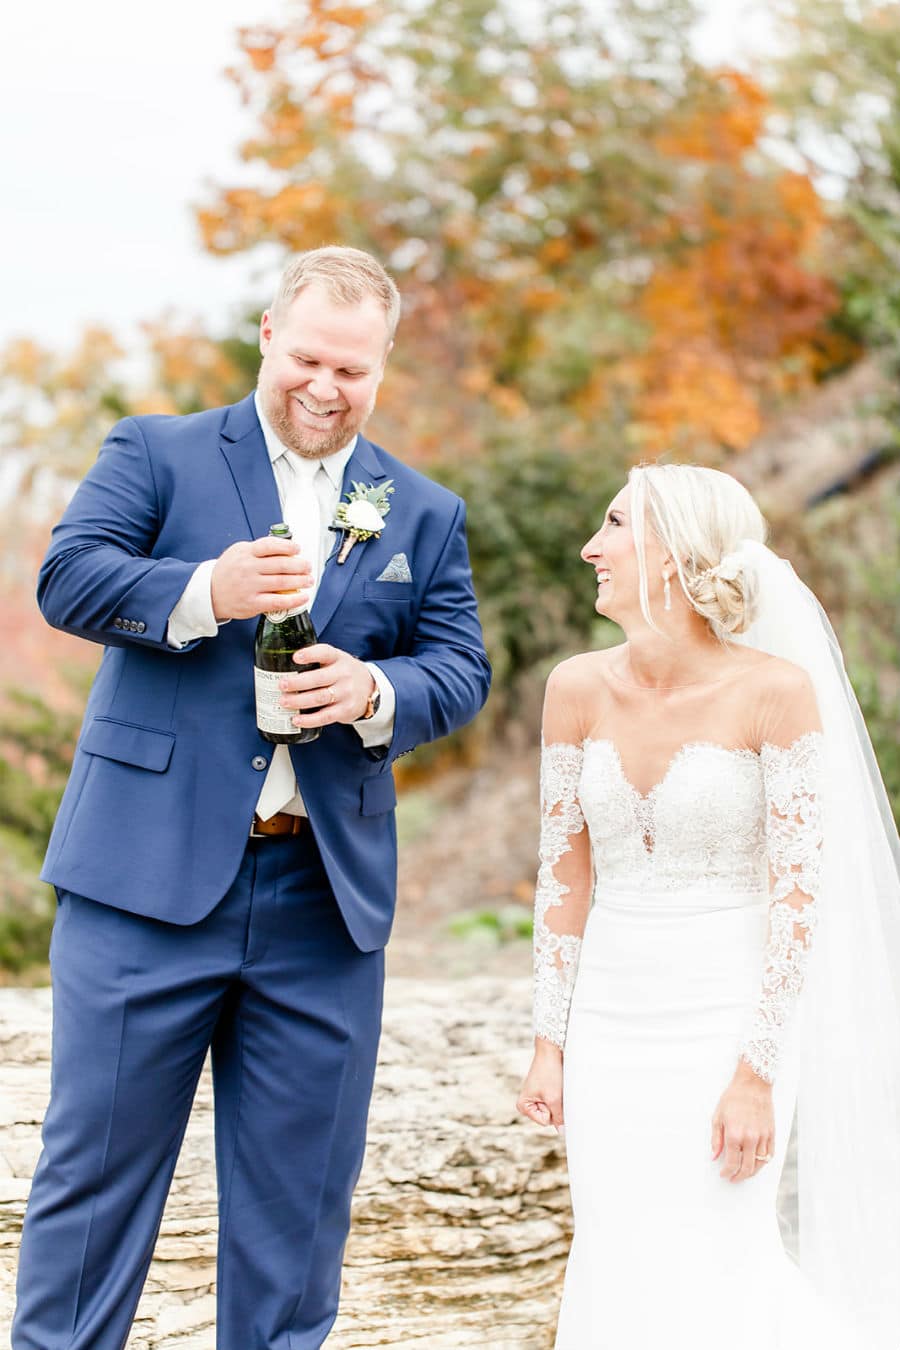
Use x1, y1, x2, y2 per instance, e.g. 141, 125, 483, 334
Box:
258, 382, 377, 460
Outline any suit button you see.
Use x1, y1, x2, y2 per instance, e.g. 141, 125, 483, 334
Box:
114, 617, 124, 629
251, 755, 268, 771
136, 621, 146, 633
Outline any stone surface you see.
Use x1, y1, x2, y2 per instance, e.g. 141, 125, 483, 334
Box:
0, 981, 569, 1349
0, 982, 798, 1348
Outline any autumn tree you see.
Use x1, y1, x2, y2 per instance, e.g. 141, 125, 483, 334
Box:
771, 0, 900, 363
198, 0, 847, 456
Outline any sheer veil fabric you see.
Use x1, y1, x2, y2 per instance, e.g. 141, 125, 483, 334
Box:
731, 540, 900, 1346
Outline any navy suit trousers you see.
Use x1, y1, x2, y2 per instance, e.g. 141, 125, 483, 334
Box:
13, 833, 384, 1350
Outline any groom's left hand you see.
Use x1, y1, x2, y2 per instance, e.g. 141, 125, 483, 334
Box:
280, 644, 377, 728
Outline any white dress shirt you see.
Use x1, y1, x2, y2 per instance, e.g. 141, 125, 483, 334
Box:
166, 394, 396, 817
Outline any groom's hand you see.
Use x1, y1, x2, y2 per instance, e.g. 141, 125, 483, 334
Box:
280, 644, 377, 727
211, 536, 314, 621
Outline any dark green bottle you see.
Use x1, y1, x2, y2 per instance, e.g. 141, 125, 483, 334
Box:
254, 523, 321, 744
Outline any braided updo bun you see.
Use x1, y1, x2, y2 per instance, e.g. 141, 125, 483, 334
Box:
683, 551, 760, 637
628, 465, 768, 641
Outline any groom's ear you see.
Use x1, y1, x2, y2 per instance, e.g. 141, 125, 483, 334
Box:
259, 310, 275, 353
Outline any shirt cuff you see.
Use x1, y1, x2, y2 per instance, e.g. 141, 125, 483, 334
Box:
353, 662, 396, 748
166, 559, 228, 649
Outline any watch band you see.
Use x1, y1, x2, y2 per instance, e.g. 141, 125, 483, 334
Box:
362, 685, 382, 720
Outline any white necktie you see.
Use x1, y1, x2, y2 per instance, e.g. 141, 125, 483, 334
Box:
254, 456, 324, 821
283, 455, 323, 596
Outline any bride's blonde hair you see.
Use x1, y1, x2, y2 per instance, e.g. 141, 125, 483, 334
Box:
628, 464, 768, 640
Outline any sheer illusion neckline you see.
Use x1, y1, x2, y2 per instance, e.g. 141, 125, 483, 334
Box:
582, 736, 760, 803
601, 653, 775, 693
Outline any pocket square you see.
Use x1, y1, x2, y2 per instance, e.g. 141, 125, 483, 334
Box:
376, 553, 413, 583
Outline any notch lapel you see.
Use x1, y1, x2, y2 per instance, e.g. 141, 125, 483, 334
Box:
311, 435, 388, 636
218, 395, 282, 543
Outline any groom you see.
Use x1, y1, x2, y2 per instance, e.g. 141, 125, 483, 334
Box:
13, 246, 491, 1349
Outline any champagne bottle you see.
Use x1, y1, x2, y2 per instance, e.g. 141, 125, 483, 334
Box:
254, 523, 321, 744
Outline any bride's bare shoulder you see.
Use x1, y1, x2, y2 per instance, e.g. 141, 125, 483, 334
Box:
739, 648, 814, 695
543, 649, 618, 741
547, 647, 622, 694
738, 650, 820, 736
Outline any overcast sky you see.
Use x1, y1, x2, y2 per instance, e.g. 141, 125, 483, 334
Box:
1, 0, 776, 352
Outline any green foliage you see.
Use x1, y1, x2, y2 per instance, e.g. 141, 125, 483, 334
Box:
848, 660, 900, 829
0, 683, 85, 972
437, 422, 627, 697
0, 689, 80, 846
773, 0, 900, 362
448, 905, 532, 945
840, 511, 900, 828
0, 828, 54, 973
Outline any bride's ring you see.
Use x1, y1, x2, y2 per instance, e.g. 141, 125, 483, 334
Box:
327, 688, 336, 705
754, 1154, 772, 1163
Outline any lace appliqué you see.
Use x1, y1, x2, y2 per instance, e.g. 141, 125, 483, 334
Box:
739, 732, 824, 1083
580, 739, 767, 893
533, 741, 586, 1050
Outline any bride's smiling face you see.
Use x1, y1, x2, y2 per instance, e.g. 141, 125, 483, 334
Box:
581, 484, 668, 623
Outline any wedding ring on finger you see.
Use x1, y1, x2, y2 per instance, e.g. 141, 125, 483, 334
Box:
754, 1153, 772, 1163
327, 687, 336, 706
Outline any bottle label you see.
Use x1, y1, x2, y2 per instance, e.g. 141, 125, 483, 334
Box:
254, 668, 297, 735
265, 600, 309, 624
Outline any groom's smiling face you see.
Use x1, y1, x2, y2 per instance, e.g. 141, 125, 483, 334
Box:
257, 282, 392, 459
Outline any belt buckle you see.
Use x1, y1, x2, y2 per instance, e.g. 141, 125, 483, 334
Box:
250, 812, 308, 838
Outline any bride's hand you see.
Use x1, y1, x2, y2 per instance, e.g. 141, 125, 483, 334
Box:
517, 1039, 565, 1131
710, 1061, 775, 1183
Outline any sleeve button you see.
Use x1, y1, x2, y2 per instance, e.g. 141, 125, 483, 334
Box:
251, 755, 268, 771
114, 617, 124, 629
136, 621, 146, 633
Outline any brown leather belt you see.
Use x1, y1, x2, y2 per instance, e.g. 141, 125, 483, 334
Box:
251, 812, 312, 838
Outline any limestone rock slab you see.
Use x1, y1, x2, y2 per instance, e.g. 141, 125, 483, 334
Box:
0, 981, 567, 1348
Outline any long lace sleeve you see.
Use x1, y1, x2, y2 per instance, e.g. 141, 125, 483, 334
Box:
739, 730, 824, 1083
533, 738, 591, 1049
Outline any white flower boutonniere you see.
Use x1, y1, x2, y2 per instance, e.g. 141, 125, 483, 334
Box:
330, 479, 395, 564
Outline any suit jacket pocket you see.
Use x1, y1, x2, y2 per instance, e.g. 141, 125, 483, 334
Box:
80, 717, 175, 773
362, 580, 415, 603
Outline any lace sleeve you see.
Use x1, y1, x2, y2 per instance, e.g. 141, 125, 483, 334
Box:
533, 739, 590, 1050
739, 731, 824, 1083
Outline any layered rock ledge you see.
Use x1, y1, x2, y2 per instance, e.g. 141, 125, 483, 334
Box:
0, 980, 569, 1349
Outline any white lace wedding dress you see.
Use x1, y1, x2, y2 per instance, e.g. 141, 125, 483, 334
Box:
534, 657, 856, 1349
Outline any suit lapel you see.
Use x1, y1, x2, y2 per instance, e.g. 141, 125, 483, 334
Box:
311, 435, 389, 636
218, 394, 282, 543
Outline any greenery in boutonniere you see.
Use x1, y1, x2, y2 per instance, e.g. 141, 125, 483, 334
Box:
330, 480, 395, 563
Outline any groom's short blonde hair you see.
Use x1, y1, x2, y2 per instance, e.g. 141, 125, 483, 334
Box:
272, 246, 401, 340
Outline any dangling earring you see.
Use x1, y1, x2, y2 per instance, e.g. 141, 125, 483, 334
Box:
663, 574, 672, 611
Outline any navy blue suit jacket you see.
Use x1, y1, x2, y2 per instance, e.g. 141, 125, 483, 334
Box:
38, 394, 491, 950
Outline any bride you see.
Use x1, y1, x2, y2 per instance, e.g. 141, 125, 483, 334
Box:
516, 463, 900, 1349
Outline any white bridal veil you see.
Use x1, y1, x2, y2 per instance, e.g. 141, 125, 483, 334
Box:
733, 539, 900, 1348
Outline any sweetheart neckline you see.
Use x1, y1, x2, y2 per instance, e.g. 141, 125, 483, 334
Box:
541, 731, 823, 804
579, 736, 806, 803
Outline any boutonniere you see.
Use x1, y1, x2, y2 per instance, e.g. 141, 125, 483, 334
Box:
329, 480, 395, 563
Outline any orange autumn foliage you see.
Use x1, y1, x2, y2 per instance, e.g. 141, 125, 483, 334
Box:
194, 11, 855, 458
630, 89, 853, 453
655, 70, 768, 164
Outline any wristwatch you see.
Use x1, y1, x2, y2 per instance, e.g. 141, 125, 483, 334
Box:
361, 684, 382, 721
